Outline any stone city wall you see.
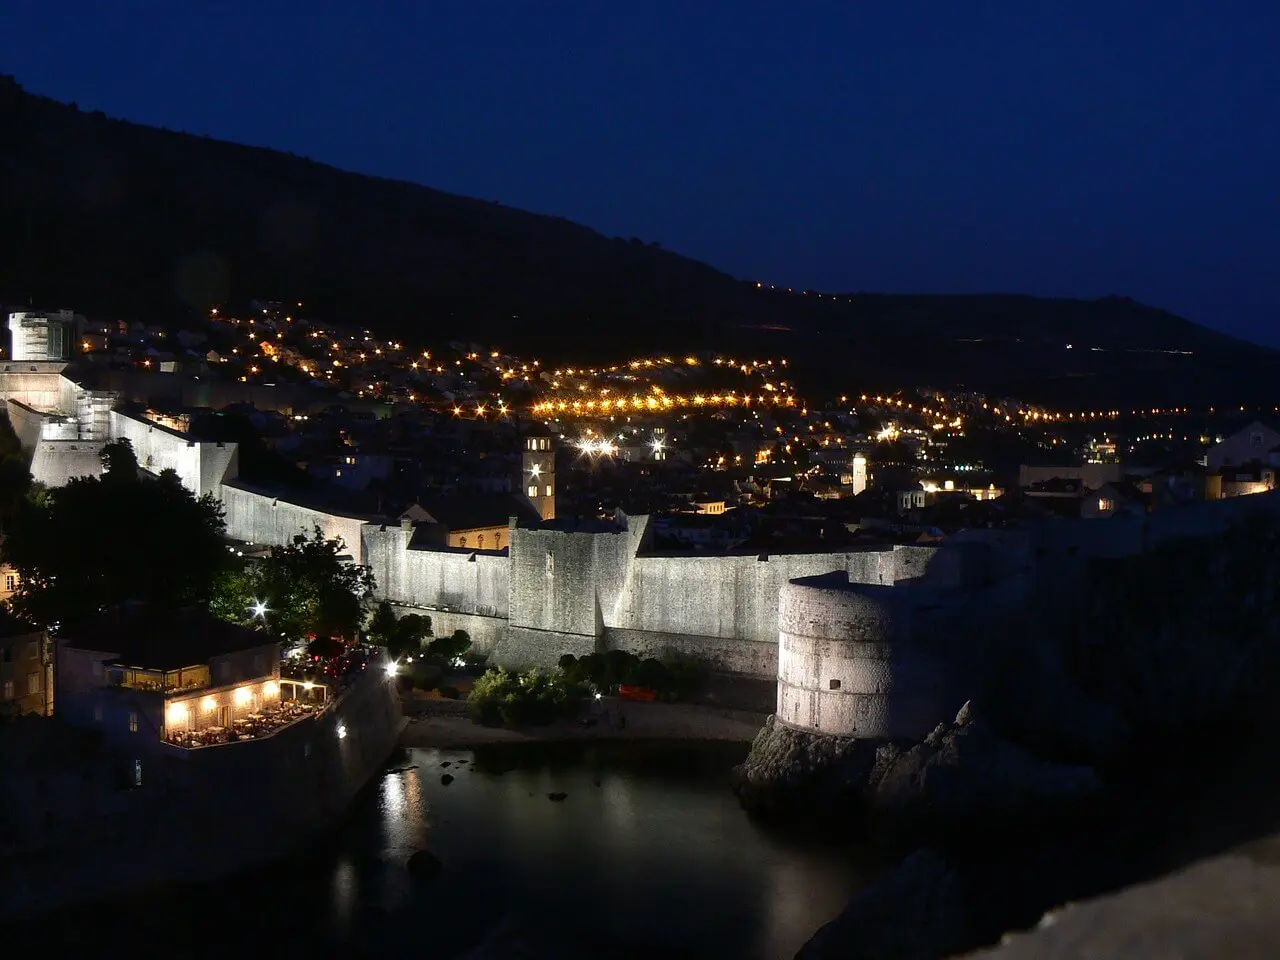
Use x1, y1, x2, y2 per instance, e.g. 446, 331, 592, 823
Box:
604, 627, 780, 676
221, 483, 371, 563
507, 520, 649, 639
107, 410, 238, 499
364, 526, 509, 619
776, 575, 947, 739
5, 400, 49, 453
0, 361, 68, 412
28, 439, 105, 487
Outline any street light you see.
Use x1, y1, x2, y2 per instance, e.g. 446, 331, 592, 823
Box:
251, 600, 268, 619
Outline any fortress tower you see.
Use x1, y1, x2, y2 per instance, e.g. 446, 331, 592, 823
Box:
520, 422, 556, 522
8, 310, 77, 362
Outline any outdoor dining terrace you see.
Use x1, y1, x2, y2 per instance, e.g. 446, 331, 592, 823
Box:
163, 693, 323, 748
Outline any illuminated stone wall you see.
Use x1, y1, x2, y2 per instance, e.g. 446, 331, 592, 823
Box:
776, 575, 946, 739
107, 410, 238, 499
221, 483, 371, 563
0, 360, 68, 411
363, 525, 509, 617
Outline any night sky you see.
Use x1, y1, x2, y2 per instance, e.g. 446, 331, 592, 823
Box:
2, 2, 1277, 344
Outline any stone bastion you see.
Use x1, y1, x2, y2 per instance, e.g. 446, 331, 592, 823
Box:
777, 573, 947, 740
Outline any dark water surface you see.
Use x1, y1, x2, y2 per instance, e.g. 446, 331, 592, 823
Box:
36, 741, 883, 959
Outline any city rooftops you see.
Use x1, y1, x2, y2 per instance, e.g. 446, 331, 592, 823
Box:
59, 607, 275, 671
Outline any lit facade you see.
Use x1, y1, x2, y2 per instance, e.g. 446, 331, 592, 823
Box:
55, 610, 284, 762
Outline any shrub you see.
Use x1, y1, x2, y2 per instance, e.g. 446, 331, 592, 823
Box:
466, 667, 585, 728
438, 685, 460, 700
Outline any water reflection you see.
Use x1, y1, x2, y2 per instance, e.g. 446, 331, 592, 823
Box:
27, 741, 876, 960
370, 742, 874, 958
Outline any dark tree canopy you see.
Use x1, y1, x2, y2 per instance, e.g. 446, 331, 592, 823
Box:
1, 439, 229, 627
367, 600, 432, 659
212, 526, 376, 646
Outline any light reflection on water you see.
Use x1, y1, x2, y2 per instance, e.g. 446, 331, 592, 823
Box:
29, 741, 882, 960
356, 743, 880, 958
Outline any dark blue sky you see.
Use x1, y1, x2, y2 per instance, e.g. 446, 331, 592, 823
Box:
2, 2, 1277, 343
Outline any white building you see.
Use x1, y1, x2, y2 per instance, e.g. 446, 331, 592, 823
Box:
8, 310, 78, 362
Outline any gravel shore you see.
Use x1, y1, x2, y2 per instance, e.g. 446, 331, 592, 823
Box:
398, 697, 767, 749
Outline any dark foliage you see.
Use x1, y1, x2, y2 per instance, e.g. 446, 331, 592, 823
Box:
211, 526, 376, 645
559, 650, 706, 701
0, 439, 228, 626
367, 600, 432, 658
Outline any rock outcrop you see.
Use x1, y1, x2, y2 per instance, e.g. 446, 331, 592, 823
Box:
731, 715, 882, 817
865, 703, 1103, 847
796, 848, 969, 960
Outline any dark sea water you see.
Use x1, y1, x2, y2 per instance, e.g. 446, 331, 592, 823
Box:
36, 741, 884, 960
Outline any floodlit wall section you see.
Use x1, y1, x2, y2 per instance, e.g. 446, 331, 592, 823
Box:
221, 484, 371, 564
107, 411, 238, 499
363, 526, 509, 618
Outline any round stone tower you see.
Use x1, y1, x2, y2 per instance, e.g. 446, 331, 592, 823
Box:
777, 575, 945, 740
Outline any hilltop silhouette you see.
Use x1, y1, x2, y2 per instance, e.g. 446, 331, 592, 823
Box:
1, 74, 1276, 406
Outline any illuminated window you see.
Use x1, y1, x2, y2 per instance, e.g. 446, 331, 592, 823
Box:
1097, 497, 1115, 513
527, 485, 537, 497
1, 680, 11, 700
544, 485, 552, 497
128, 712, 138, 733
4, 574, 15, 592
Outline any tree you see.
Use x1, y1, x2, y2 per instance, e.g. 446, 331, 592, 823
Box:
212, 526, 376, 649
426, 629, 471, 664
1, 441, 229, 627
367, 600, 432, 658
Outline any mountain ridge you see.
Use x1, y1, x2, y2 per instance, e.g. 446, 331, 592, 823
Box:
1, 74, 1275, 406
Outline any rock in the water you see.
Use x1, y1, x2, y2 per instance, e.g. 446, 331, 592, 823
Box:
732, 715, 882, 817
407, 849, 442, 885
547, 791, 568, 802
441, 761, 452, 767
865, 709, 1102, 847
441, 773, 454, 785
796, 848, 968, 960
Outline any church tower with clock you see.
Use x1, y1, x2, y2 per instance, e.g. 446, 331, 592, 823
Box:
520, 422, 556, 521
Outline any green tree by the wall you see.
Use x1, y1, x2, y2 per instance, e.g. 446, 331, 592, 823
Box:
367, 599, 433, 658
1, 439, 229, 627
212, 526, 376, 650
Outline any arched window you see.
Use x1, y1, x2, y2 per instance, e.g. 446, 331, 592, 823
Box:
477, 534, 485, 548
458, 536, 467, 548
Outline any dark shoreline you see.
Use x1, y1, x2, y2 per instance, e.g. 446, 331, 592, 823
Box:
806, 710, 1280, 957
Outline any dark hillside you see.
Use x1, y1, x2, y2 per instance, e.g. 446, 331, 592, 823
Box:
1, 75, 1276, 407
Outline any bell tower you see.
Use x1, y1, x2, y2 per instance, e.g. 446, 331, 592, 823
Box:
521, 424, 556, 521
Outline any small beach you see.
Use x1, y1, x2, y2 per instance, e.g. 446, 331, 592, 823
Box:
399, 696, 767, 748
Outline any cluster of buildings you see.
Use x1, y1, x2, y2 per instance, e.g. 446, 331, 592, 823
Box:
3, 304, 1280, 743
